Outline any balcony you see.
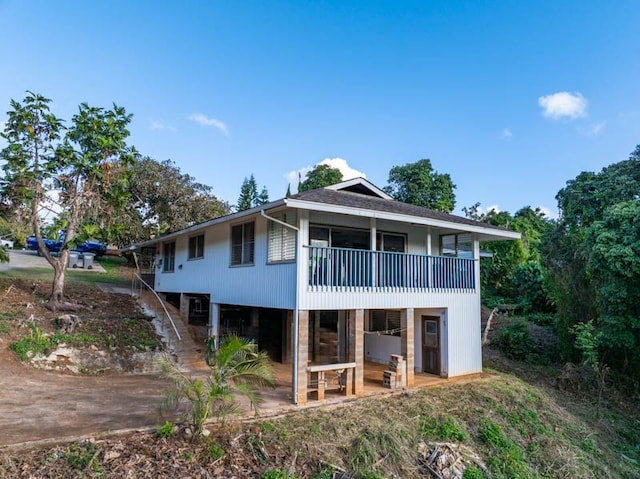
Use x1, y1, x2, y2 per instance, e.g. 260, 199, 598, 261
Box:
306, 245, 476, 292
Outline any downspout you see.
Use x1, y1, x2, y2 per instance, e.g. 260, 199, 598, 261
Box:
260, 209, 301, 404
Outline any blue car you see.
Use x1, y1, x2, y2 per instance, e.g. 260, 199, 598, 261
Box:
26, 234, 107, 256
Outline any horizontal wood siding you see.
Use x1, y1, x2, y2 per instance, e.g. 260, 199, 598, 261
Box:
155, 214, 297, 309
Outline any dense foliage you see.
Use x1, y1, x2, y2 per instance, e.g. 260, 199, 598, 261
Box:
108, 157, 229, 244
298, 164, 343, 192
384, 158, 456, 212
464, 204, 554, 314
545, 146, 640, 374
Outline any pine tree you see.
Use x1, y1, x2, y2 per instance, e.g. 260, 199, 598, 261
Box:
237, 175, 258, 211
255, 186, 269, 206
237, 174, 269, 210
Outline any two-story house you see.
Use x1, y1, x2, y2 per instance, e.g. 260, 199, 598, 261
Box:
130, 178, 520, 404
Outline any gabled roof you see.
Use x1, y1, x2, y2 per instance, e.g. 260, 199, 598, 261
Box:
324, 177, 392, 199
286, 186, 520, 241
123, 178, 519, 250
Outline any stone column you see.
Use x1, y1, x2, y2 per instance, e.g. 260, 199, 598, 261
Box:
348, 309, 364, 396
179, 293, 189, 319
401, 308, 415, 387
295, 310, 309, 405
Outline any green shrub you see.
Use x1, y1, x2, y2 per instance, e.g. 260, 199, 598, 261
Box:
420, 416, 468, 442
463, 465, 485, 479
494, 320, 535, 360
527, 312, 556, 327
0, 321, 10, 334
10, 327, 50, 360
205, 441, 225, 461
156, 420, 174, 438
65, 442, 100, 471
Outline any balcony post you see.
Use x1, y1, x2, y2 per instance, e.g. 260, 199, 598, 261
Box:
473, 235, 480, 292
208, 302, 220, 348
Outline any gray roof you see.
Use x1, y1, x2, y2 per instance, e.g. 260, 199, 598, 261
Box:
290, 188, 513, 234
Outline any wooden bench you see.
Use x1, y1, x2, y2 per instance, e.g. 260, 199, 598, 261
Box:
307, 362, 356, 401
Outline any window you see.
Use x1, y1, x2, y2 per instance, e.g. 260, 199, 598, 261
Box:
369, 310, 401, 336
231, 221, 255, 266
310, 225, 370, 250
163, 242, 175, 272
440, 233, 473, 258
268, 212, 297, 263
188, 234, 205, 260
376, 232, 406, 252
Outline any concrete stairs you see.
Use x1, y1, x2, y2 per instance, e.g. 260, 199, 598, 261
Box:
138, 290, 210, 375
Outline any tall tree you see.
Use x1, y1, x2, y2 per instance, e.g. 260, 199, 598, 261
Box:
465, 204, 554, 312
299, 164, 343, 192
0, 92, 137, 310
105, 157, 229, 245
256, 186, 269, 206
384, 159, 456, 212
236, 174, 269, 211
545, 145, 640, 372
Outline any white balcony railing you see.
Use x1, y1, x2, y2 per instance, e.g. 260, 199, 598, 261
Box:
306, 245, 476, 291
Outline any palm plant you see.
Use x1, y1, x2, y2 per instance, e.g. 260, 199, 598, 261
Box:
159, 334, 276, 437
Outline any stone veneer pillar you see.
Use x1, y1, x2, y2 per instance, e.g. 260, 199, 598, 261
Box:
295, 310, 309, 405
348, 309, 364, 396
401, 308, 415, 387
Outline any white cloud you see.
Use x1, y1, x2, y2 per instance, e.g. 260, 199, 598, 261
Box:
285, 157, 366, 191
150, 120, 177, 132
499, 128, 512, 140
319, 158, 366, 180
537, 205, 558, 219
577, 121, 606, 136
188, 113, 229, 136
538, 91, 588, 120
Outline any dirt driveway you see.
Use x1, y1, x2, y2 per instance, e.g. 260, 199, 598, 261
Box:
0, 348, 173, 448
0, 263, 172, 448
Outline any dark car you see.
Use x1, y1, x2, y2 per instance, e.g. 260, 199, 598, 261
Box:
26, 234, 107, 256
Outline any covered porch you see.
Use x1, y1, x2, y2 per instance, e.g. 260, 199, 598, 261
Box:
293, 308, 423, 405
260, 361, 476, 411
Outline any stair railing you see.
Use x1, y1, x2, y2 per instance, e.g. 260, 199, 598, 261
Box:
132, 272, 182, 346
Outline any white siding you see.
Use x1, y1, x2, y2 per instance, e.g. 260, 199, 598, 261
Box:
154, 214, 297, 309
300, 290, 476, 311
364, 334, 400, 364
416, 296, 482, 377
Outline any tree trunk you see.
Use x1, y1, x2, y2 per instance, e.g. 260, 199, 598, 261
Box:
46, 252, 77, 312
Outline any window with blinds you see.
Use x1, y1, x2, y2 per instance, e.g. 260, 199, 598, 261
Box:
268, 212, 297, 263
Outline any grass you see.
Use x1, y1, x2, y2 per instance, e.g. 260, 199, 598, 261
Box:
0, 361, 638, 477
9, 326, 102, 361
0, 255, 131, 286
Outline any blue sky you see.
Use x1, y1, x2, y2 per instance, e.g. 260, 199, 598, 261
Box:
1, 1, 639, 217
